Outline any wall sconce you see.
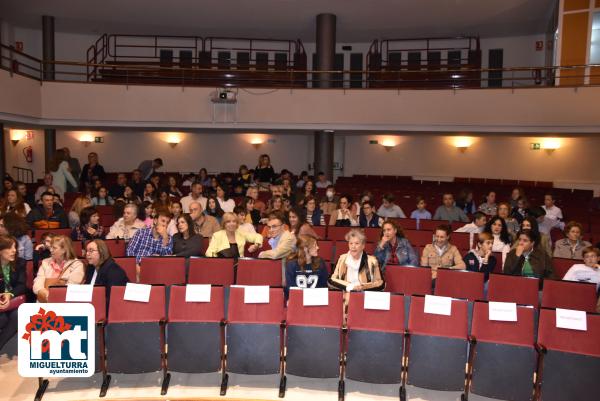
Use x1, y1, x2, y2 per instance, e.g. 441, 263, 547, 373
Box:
381, 139, 397, 152
454, 137, 473, 153
10, 130, 26, 146
79, 133, 93, 146
250, 138, 264, 149
166, 135, 181, 148
541, 138, 560, 155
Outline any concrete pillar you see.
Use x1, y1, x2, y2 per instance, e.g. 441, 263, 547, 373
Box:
314, 130, 334, 182
315, 13, 336, 88
42, 15, 55, 80
44, 129, 56, 172
0, 123, 6, 181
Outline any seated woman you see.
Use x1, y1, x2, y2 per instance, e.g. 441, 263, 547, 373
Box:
304, 196, 325, 226
518, 216, 552, 257
463, 232, 497, 281
71, 206, 104, 241
511, 196, 529, 223
284, 234, 329, 299
216, 185, 235, 213
329, 229, 384, 292
263, 195, 285, 221
243, 196, 261, 226
167, 201, 183, 236
0, 212, 33, 261
1, 189, 31, 217
142, 201, 155, 228
504, 229, 553, 279
483, 216, 512, 256
563, 246, 600, 289
205, 196, 225, 224
359, 200, 384, 228
287, 207, 318, 238
117, 185, 141, 205
553, 221, 592, 260
477, 190, 497, 216
329, 195, 358, 227
165, 175, 183, 198
0, 235, 27, 350
68, 195, 92, 228
234, 206, 257, 235
295, 179, 316, 207
84, 239, 128, 304
142, 182, 157, 203
455, 188, 476, 215
374, 220, 418, 272
172, 213, 204, 257
497, 202, 520, 236
420, 225, 466, 279
205, 212, 263, 259
92, 186, 114, 206
33, 235, 85, 302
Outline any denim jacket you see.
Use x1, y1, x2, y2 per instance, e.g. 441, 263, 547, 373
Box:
374, 236, 418, 272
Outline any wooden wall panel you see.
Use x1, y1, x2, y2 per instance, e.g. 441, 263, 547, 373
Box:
560, 11, 590, 85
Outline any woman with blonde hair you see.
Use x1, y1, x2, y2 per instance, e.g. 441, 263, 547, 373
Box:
285, 234, 328, 299
329, 229, 384, 292
205, 212, 263, 259
68, 194, 92, 228
33, 235, 85, 302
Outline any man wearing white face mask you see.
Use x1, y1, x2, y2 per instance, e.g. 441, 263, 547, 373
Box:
320, 185, 338, 215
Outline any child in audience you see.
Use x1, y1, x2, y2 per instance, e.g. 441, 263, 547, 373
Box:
285, 234, 329, 299
563, 247, 600, 289
142, 201, 155, 228
463, 232, 496, 281
410, 197, 432, 225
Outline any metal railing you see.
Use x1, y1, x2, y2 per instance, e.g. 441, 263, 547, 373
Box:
12, 166, 34, 184
2, 43, 600, 89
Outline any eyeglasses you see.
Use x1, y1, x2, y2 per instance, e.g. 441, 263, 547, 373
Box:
267, 224, 282, 230
86, 249, 99, 254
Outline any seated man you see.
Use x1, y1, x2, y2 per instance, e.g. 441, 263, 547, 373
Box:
109, 173, 128, 199
26, 191, 69, 229
377, 193, 406, 219
180, 182, 207, 213
34, 173, 62, 203
454, 212, 487, 233
106, 203, 146, 241
126, 208, 173, 264
258, 212, 295, 259
315, 172, 332, 189
320, 185, 338, 215
359, 200, 384, 228
433, 193, 469, 223
189, 201, 220, 238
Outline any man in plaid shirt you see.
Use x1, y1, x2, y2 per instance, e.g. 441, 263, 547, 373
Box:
127, 209, 173, 265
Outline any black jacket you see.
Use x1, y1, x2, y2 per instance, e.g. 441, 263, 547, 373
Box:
85, 258, 129, 305
26, 204, 69, 229
0, 257, 27, 297
173, 233, 204, 257
463, 251, 497, 281
504, 248, 553, 280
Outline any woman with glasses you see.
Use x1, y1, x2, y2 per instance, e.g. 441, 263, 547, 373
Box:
84, 239, 129, 303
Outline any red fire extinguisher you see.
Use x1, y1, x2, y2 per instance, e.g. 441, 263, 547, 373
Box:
23, 146, 33, 163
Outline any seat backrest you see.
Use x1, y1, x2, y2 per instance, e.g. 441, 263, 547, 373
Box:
537, 308, 600, 357
551, 257, 576, 280
139, 257, 186, 285
312, 226, 327, 239
487, 273, 539, 307
168, 285, 224, 323
104, 239, 127, 258
286, 289, 344, 328
417, 219, 448, 232
390, 218, 417, 231
25, 260, 34, 289
317, 240, 334, 262
471, 301, 534, 347
435, 269, 485, 301
188, 257, 235, 286
113, 257, 137, 283
108, 285, 166, 323
48, 285, 108, 322
404, 229, 434, 247
236, 258, 282, 286
227, 286, 285, 324
541, 279, 598, 313
34, 228, 72, 244
451, 232, 470, 251
364, 227, 381, 243
327, 226, 351, 241
408, 296, 469, 340
347, 292, 405, 333
384, 265, 432, 296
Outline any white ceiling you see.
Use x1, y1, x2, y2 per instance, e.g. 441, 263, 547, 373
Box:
1, 0, 557, 42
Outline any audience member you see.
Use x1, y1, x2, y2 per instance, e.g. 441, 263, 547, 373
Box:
374, 220, 418, 271
167, 201, 182, 236
15, 181, 34, 209
287, 207, 319, 238
455, 188, 477, 214
130, 169, 145, 198
236, 165, 253, 189
189, 201, 220, 238
542, 193, 563, 222
172, 213, 204, 257
84, 239, 128, 304
138, 158, 163, 181
315, 172, 332, 189
165, 175, 183, 198
32, 232, 55, 272
463, 232, 496, 281
117, 185, 141, 205
410, 197, 432, 221
49, 148, 79, 196
497, 202, 520, 236
377, 193, 406, 219
285, 234, 328, 299
504, 229, 553, 279
510, 187, 525, 209
216, 185, 235, 212
1, 189, 31, 217
0, 213, 33, 260
329, 229, 384, 292
553, 221, 592, 259
92, 186, 114, 206
246, 186, 266, 214
254, 154, 276, 185
142, 182, 158, 203
478, 190, 498, 216
528, 206, 561, 237
68, 195, 92, 228
433, 193, 469, 223
80, 152, 106, 188
0, 235, 27, 350
359, 200, 384, 228
420, 225, 466, 279
106, 203, 145, 241
109, 173, 128, 199
33, 235, 85, 302
329, 195, 358, 226
142, 201, 155, 227
511, 196, 529, 223
305, 196, 325, 226
35, 173, 60, 202
320, 185, 338, 215
243, 196, 261, 225
197, 168, 211, 187
26, 191, 69, 229
234, 206, 257, 235
455, 211, 487, 233
483, 216, 512, 255
205, 212, 263, 258
562, 246, 600, 289
258, 212, 295, 259
62, 147, 81, 192
205, 196, 225, 224
296, 171, 309, 188
296, 179, 316, 206
126, 208, 173, 264
71, 206, 104, 241
519, 216, 552, 257
180, 182, 207, 213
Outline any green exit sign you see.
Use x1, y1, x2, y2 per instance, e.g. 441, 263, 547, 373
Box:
369, 140, 378, 145
530, 143, 541, 150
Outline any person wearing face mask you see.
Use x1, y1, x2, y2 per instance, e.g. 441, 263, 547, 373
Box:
420, 225, 466, 279
329, 229, 384, 293
205, 212, 263, 258
374, 220, 418, 272
320, 185, 338, 215
553, 221, 592, 260
463, 232, 497, 281
504, 229, 553, 279
563, 247, 600, 289
285, 234, 329, 299
171, 213, 204, 257
106, 203, 145, 241
329, 195, 358, 227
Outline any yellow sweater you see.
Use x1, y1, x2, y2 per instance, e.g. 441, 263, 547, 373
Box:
205, 229, 263, 258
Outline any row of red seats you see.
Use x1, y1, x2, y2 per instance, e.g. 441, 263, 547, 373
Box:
44, 285, 600, 400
